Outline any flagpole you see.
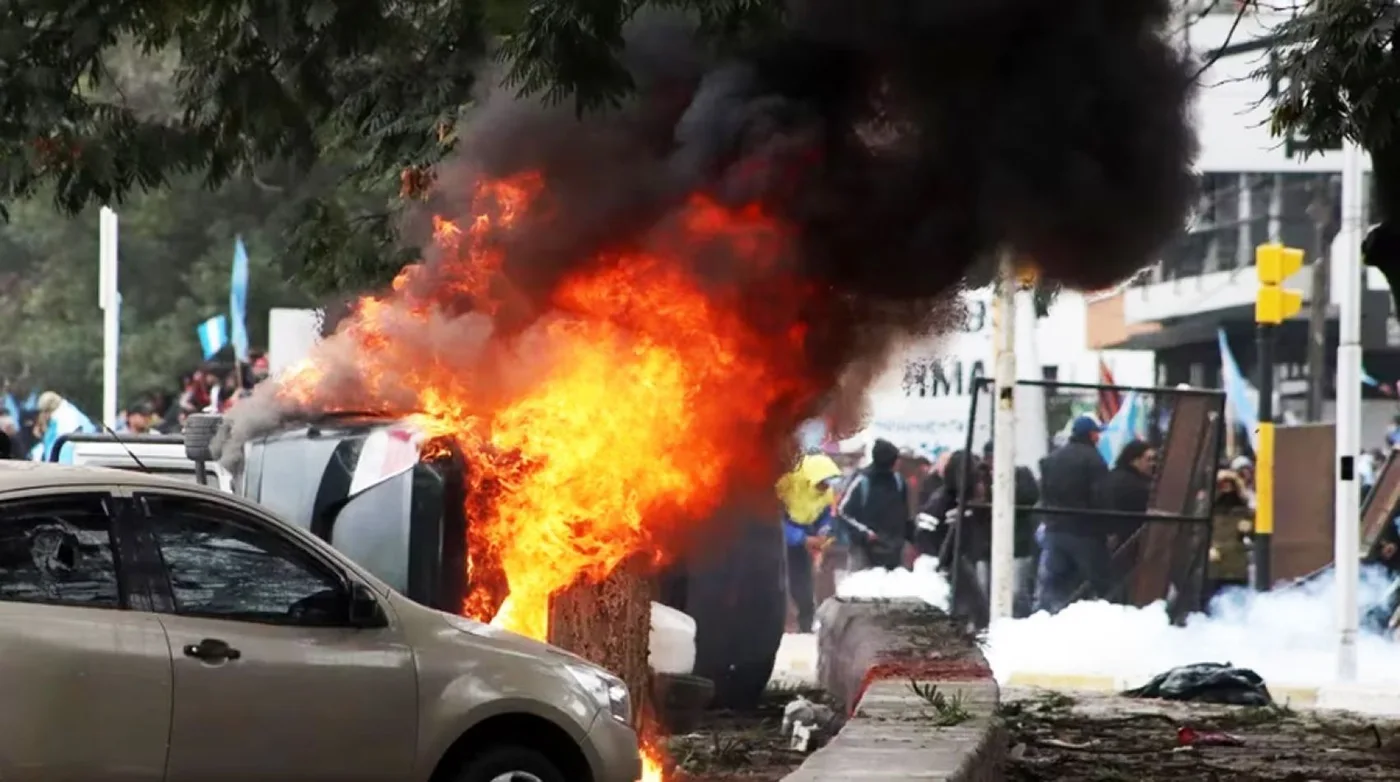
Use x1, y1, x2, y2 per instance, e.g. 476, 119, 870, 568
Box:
99, 207, 120, 428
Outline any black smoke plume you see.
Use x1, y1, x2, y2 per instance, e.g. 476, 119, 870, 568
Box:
221, 0, 1196, 460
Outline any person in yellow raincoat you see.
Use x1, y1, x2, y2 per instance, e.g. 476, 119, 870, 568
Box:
778, 453, 843, 632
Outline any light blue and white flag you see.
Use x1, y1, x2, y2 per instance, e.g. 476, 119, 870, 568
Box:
197, 314, 229, 359
1217, 329, 1260, 452
230, 236, 250, 362
1097, 390, 1147, 466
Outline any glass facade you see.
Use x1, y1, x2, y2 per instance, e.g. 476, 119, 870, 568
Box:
1154, 172, 1348, 282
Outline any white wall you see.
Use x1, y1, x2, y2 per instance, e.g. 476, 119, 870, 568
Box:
858, 290, 1153, 454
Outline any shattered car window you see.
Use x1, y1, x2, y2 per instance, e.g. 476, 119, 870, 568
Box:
143, 496, 345, 625
0, 496, 119, 608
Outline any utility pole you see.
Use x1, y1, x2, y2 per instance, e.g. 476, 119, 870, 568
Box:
1336, 140, 1365, 682
1306, 180, 1335, 422
1252, 242, 1305, 591
989, 249, 1018, 623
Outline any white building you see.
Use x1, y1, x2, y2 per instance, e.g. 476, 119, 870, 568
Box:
1089, 4, 1399, 438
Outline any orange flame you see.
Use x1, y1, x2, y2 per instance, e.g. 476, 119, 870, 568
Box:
278, 171, 821, 782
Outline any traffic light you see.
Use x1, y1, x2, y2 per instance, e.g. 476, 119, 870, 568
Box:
1254, 243, 1305, 324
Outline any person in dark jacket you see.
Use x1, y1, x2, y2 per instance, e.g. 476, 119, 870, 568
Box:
1094, 439, 1155, 604
1034, 415, 1111, 614
837, 439, 912, 571
922, 450, 989, 625
982, 440, 1042, 618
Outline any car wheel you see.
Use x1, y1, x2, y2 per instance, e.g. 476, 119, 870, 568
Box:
452, 746, 567, 782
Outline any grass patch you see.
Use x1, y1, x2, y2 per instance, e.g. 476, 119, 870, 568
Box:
909, 680, 974, 726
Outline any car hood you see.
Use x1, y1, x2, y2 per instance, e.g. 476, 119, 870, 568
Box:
435, 611, 596, 668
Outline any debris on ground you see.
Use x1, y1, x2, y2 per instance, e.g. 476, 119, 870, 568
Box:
1122, 662, 1272, 706
669, 688, 838, 781
781, 694, 837, 752
1003, 687, 1400, 780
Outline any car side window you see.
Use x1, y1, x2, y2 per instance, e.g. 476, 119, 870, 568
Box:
140, 495, 349, 626
0, 494, 120, 609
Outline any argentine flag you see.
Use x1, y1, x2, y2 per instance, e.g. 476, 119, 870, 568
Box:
230, 236, 250, 362
1098, 391, 1147, 466
197, 315, 229, 359
1217, 329, 1260, 452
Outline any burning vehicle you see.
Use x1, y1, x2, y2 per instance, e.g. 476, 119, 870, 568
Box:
186, 410, 783, 710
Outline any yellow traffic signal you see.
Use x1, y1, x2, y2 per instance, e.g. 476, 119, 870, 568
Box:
1254, 243, 1305, 324
1255, 243, 1305, 285
1256, 287, 1303, 324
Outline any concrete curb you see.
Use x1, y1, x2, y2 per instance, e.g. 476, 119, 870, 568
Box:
779, 599, 1005, 781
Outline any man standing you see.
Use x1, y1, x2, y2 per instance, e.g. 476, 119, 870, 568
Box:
838, 439, 912, 571
1034, 415, 1111, 614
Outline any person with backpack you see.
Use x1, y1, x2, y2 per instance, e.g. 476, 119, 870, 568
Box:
837, 439, 913, 571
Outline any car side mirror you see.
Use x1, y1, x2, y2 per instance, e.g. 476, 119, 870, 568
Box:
348, 583, 388, 629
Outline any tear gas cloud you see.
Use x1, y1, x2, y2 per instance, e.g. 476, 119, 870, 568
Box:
219, 0, 1196, 471
834, 555, 951, 611
983, 566, 1400, 690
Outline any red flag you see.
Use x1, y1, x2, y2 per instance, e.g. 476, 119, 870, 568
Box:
1098, 358, 1122, 423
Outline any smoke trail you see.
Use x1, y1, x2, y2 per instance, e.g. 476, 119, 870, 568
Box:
217, 1, 1196, 466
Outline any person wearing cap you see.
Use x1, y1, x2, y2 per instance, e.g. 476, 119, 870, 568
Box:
1034, 414, 1111, 614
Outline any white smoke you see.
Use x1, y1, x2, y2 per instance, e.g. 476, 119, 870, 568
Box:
983, 565, 1400, 689
834, 555, 951, 611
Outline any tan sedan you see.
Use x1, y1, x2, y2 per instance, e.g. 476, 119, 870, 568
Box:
0, 462, 641, 782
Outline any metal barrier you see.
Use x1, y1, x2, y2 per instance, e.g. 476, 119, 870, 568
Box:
940, 377, 1227, 627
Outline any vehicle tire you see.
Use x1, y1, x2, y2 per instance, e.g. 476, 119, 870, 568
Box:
680, 511, 786, 710
183, 413, 223, 462
451, 745, 567, 782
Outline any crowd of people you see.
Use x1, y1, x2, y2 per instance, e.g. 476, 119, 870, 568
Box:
775, 414, 1333, 631
0, 354, 270, 461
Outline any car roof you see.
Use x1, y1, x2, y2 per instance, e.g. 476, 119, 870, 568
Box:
0, 461, 238, 503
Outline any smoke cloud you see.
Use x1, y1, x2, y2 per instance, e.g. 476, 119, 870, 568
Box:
217, 0, 1196, 466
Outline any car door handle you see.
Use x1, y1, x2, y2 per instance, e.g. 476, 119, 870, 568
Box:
183, 638, 241, 662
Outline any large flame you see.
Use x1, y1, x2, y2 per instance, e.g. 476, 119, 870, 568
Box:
278, 172, 821, 780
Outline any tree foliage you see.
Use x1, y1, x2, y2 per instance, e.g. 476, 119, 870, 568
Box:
0, 0, 785, 294
1266, 2, 1400, 155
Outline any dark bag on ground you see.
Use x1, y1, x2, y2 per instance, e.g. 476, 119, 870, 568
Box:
1121, 662, 1273, 706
